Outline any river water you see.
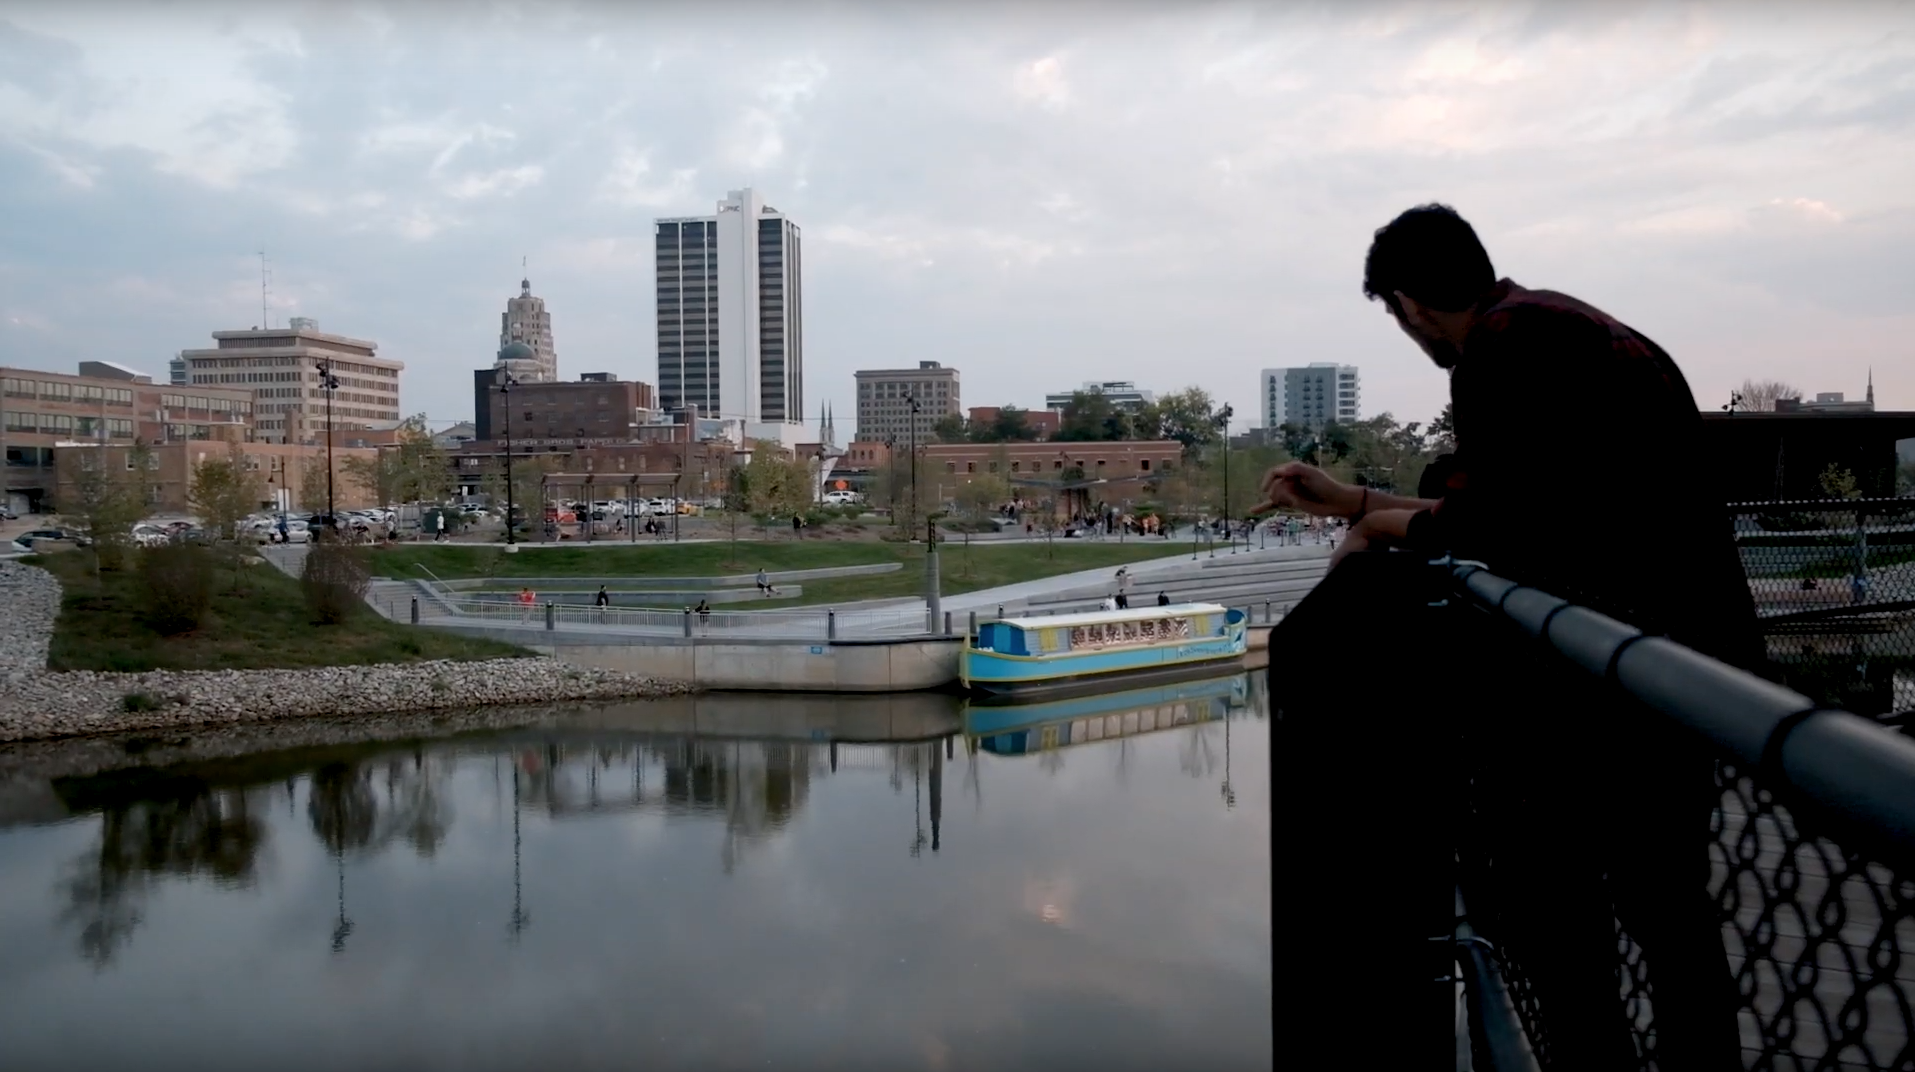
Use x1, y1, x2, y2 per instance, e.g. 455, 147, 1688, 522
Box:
0, 674, 1272, 1072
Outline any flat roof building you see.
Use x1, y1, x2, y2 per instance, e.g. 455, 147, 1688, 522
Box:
1262, 363, 1359, 429
179, 320, 402, 444
855, 362, 960, 444
655, 187, 804, 436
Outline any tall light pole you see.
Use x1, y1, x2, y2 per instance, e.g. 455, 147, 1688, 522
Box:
315, 359, 341, 528
1217, 404, 1234, 552
498, 374, 519, 545
906, 394, 921, 537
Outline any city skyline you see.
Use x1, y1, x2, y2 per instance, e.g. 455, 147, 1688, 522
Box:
0, 5, 1910, 441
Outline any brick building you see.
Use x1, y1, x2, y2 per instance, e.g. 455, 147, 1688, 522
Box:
52, 435, 377, 516
474, 372, 657, 444
178, 319, 402, 444
965, 406, 1062, 440
3, 362, 255, 514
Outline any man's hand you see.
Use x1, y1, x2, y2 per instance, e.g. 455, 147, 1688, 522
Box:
1328, 508, 1418, 567
1258, 462, 1364, 518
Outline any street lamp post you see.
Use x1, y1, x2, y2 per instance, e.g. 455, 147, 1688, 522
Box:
906, 394, 922, 538
498, 374, 519, 545
315, 360, 341, 532
1217, 404, 1235, 554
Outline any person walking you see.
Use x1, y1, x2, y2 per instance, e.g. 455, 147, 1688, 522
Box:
1156, 591, 1171, 607
434, 510, 447, 542
517, 586, 537, 624
1099, 594, 1117, 612
594, 585, 611, 623
694, 598, 711, 633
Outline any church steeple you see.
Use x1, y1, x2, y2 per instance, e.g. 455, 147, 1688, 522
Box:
1866, 367, 1874, 408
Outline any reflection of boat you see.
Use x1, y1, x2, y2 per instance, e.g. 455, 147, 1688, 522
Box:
960, 603, 1248, 697
964, 674, 1246, 756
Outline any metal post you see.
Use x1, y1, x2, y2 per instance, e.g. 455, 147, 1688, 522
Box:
500, 374, 517, 545
925, 516, 941, 631
827, 609, 837, 641
1263, 600, 1270, 624
544, 602, 555, 631
683, 608, 693, 638
1853, 502, 1870, 604
317, 359, 339, 527
968, 610, 977, 637
410, 597, 419, 624
997, 604, 1004, 620
944, 610, 952, 635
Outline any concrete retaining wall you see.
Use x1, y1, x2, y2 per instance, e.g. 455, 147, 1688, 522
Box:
438, 561, 903, 591
435, 624, 964, 692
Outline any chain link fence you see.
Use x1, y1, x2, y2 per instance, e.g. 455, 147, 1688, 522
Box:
1736, 498, 1915, 719
1449, 554, 1915, 1072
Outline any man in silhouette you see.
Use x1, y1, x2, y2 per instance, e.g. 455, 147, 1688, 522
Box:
1261, 204, 1753, 1070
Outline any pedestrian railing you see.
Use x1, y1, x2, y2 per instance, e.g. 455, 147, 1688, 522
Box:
1446, 560, 1915, 1071
403, 596, 935, 641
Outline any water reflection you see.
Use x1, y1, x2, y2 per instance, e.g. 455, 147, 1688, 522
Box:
0, 677, 1271, 1071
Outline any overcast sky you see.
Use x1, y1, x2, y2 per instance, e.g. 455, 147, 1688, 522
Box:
1, 1, 1910, 438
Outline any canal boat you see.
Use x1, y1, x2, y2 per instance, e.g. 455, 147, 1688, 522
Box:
960, 602, 1248, 697
964, 673, 1247, 756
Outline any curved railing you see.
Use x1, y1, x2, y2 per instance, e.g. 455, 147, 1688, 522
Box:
1445, 560, 1915, 1071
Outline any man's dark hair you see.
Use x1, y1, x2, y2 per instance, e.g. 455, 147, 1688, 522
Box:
1363, 204, 1495, 314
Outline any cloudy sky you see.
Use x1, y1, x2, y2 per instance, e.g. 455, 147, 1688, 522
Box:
1, 1, 1911, 438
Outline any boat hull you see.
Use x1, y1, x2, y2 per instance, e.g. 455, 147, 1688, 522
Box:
962, 633, 1247, 699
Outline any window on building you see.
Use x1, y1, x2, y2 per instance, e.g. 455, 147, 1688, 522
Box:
1140, 459, 1151, 471
945, 462, 956, 473
966, 462, 975, 473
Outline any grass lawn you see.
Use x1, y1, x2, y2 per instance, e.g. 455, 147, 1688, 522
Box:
27, 549, 528, 673
369, 538, 1190, 607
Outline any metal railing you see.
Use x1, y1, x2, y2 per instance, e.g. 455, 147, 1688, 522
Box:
1734, 497, 1915, 718
399, 596, 935, 641
1447, 560, 1915, 1071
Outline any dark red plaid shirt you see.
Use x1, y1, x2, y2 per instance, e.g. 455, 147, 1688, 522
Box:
1403, 279, 1760, 667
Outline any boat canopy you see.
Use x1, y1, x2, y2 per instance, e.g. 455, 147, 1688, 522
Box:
993, 602, 1229, 631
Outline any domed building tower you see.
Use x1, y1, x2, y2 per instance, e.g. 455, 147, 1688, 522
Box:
497, 277, 557, 382
495, 340, 540, 384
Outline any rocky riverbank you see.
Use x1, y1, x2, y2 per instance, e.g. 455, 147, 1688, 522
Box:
0, 559, 694, 744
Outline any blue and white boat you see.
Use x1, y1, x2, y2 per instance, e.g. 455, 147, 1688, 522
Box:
960, 602, 1248, 697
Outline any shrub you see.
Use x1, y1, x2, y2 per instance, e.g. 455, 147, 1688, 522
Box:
138, 542, 214, 635
121, 691, 162, 713
301, 541, 371, 624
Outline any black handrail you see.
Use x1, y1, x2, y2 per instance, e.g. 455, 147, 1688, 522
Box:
1450, 562, 1915, 867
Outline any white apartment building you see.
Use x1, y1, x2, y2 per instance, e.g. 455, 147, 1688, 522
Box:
854, 362, 961, 443
497, 277, 558, 382
1262, 363, 1359, 429
179, 318, 403, 444
655, 187, 804, 445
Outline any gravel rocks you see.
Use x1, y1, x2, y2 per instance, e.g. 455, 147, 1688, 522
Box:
0, 560, 695, 744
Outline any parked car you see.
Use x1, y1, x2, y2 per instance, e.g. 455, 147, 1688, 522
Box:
15, 528, 90, 549
0, 505, 17, 521
131, 524, 171, 548
281, 519, 312, 544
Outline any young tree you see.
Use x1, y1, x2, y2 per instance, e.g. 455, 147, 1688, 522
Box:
59, 442, 150, 572
341, 415, 451, 522
1154, 387, 1221, 454
930, 413, 968, 444
299, 462, 331, 513
973, 406, 1039, 443
1736, 379, 1804, 412
740, 440, 813, 523
188, 441, 264, 543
